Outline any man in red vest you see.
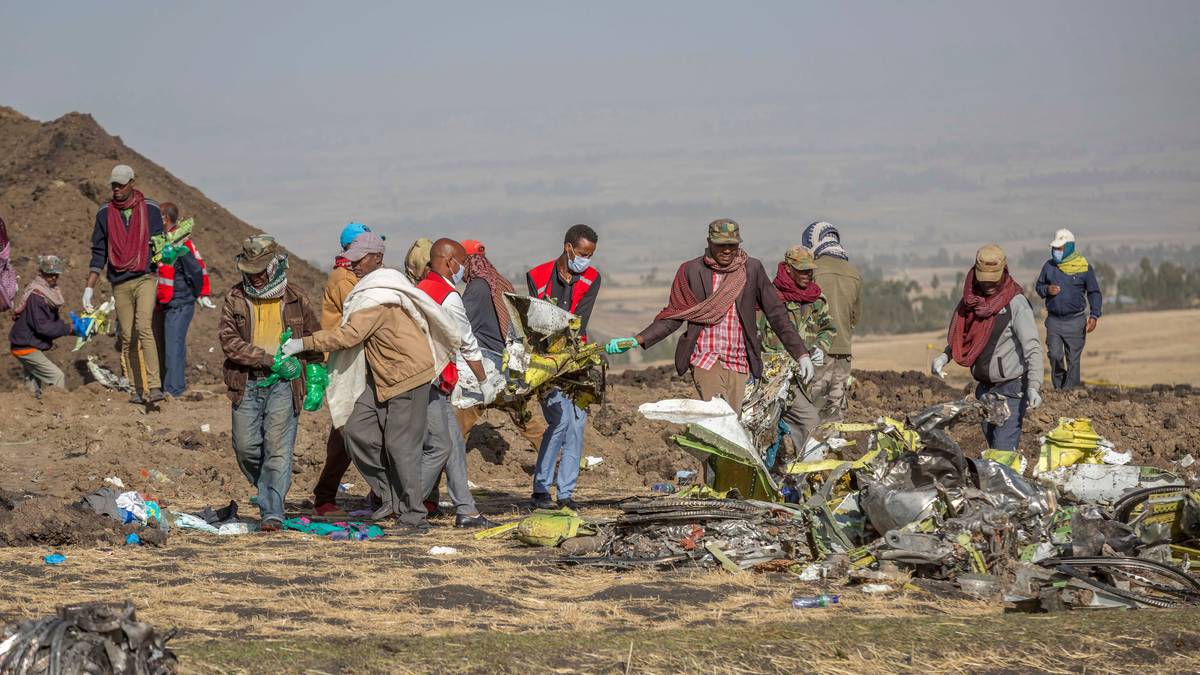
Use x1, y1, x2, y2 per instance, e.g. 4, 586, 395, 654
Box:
416, 239, 496, 528
525, 224, 602, 511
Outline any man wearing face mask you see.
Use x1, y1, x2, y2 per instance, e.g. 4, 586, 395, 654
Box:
608, 219, 813, 414
933, 244, 1043, 451
1035, 229, 1101, 390
525, 224, 602, 511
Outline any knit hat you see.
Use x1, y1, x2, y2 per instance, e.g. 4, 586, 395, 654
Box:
339, 222, 371, 250
974, 244, 1007, 283
38, 255, 63, 275
784, 246, 816, 271
1050, 229, 1075, 248
707, 218, 741, 244
236, 235, 279, 274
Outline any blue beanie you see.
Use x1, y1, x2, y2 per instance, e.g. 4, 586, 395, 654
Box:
339, 222, 371, 250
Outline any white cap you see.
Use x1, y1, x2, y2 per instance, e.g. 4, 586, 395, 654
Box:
1050, 228, 1075, 248
109, 164, 135, 185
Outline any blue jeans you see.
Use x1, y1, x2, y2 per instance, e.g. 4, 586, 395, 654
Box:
232, 378, 298, 521
976, 380, 1027, 451
162, 302, 195, 396
533, 388, 587, 500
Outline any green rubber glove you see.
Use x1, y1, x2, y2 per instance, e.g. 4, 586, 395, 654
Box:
303, 363, 329, 412
257, 328, 303, 387
604, 337, 637, 355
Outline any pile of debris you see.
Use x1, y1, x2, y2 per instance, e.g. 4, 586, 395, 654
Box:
0, 602, 176, 674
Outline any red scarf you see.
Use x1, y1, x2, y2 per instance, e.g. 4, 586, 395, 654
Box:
333, 256, 352, 270
106, 190, 150, 273
655, 249, 748, 325
948, 269, 1022, 368
772, 262, 822, 304
464, 253, 516, 339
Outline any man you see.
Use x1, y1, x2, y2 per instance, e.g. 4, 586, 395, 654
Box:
414, 238, 496, 528
284, 233, 459, 534
525, 224, 602, 510
219, 236, 322, 531
456, 239, 513, 434
9, 255, 71, 397
312, 222, 377, 517
932, 244, 1043, 451
801, 221, 862, 422
84, 164, 166, 404
1035, 228, 1101, 390
154, 202, 214, 397
608, 219, 813, 414
757, 246, 836, 455
404, 237, 434, 284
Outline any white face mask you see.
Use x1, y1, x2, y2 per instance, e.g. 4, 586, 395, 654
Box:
451, 259, 466, 284
567, 246, 592, 274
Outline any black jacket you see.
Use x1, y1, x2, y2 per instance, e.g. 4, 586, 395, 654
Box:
9, 293, 71, 351
89, 201, 165, 286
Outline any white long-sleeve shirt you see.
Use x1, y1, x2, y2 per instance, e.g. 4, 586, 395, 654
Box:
437, 273, 484, 363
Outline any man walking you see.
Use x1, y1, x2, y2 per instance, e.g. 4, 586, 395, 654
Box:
801, 221, 862, 422
84, 164, 166, 404
608, 219, 813, 413
154, 202, 213, 397
219, 236, 322, 531
1035, 229, 1101, 390
525, 224, 602, 510
9, 256, 71, 397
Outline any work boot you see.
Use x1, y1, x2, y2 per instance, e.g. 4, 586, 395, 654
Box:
454, 513, 495, 529
365, 504, 395, 521
129, 391, 144, 404
147, 388, 166, 403
394, 521, 432, 536
530, 492, 555, 510
557, 497, 582, 512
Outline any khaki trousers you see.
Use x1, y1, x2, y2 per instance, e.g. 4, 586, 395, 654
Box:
114, 275, 160, 392
691, 360, 749, 413
16, 350, 65, 395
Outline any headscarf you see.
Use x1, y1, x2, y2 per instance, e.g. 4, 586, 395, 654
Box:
463, 252, 516, 338
655, 249, 748, 325
242, 254, 289, 300
13, 276, 65, 317
801, 221, 848, 261
947, 268, 1023, 368
772, 261, 822, 304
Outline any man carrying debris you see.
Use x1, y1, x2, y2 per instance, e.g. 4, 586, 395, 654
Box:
9, 255, 71, 397
525, 224, 603, 511
801, 221, 862, 422
219, 236, 322, 531
1035, 228, 1101, 390
284, 233, 460, 534
457, 238, 514, 435
610, 219, 814, 412
414, 238, 496, 528
84, 164, 166, 404
757, 245, 837, 453
932, 244, 1044, 451
154, 202, 213, 397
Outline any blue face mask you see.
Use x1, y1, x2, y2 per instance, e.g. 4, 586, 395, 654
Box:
567, 246, 592, 274
1052, 249, 1064, 263
452, 260, 466, 285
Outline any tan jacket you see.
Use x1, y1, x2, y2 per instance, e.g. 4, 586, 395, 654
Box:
813, 256, 863, 356
321, 267, 358, 330
302, 303, 435, 402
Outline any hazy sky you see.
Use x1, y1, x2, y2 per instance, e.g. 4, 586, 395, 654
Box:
2, 1, 1198, 272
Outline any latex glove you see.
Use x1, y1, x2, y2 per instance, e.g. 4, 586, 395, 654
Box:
810, 347, 826, 367
280, 337, 305, 358
1026, 388, 1042, 410
931, 352, 949, 379
796, 355, 815, 384
82, 288, 94, 312
604, 337, 637, 355
159, 244, 179, 265
197, 296, 216, 309
480, 379, 499, 406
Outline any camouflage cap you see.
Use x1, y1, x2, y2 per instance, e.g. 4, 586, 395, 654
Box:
784, 245, 816, 271
236, 235, 279, 274
974, 243, 1006, 283
38, 255, 63, 275
707, 218, 742, 244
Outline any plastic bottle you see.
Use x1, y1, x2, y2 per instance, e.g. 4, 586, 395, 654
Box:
792, 594, 839, 609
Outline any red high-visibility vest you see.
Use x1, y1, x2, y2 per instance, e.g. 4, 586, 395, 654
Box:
528, 260, 597, 313
416, 271, 459, 393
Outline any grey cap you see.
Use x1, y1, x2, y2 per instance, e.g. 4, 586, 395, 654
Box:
109, 164, 135, 185
343, 232, 385, 262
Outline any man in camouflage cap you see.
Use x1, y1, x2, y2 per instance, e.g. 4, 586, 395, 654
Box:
9, 254, 71, 397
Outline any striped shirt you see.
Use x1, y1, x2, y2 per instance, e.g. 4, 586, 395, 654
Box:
689, 272, 749, 373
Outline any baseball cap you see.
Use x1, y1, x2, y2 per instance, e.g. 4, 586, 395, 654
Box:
462, 239, 485, 255
707, 218, 742, 244
38, 255, 63, 275
974, 244, 1007, 283
784, 245, 816, 271
1050, 228, 1075, 248
339, 222, 371, 250
343, 232, 385, 262
109, 164, 135, 186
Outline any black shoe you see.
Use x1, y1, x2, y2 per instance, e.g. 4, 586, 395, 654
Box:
530, 492, 556, 510
557, 498, 581, 511
394, 521, 432, 536
147, 388, 166, 403
129, 391, 145, 404
366, 505, 396, 521
454, 513, 495, 529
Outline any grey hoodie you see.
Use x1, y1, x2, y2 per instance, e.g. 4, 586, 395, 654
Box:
945, 295, 1044, 391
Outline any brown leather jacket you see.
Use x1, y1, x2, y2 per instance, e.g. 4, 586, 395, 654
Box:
219, 284, 322, 409
636, 254, 809, 378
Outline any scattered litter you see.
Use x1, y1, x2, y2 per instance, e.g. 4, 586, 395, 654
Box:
199, 423, 211, 434
792, 594, 838, 609
139, 469, 172, 484
428, 546, 458, 555
860, 584, 893, 594
650, 482, 677, 494
84, 355, 130, 392
674, 469, 697, 485
42, 553, 65, 565
583, 456, 604, 469
282, 517, 384, 541
338, 483, 355, 493
103, 476, 125, 489
0, 601, 175, 673
1179, 454, 1196, 469
125, 533, 142, 546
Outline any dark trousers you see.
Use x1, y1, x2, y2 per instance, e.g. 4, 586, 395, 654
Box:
975, 379, 1027, 451
161, 302, 195, 397
1046, 313, 1086, 390
312, 427, 350, 506
343, 380, 430, 527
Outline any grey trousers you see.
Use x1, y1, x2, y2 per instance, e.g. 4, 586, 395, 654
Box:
783, 387, 822, 455
343, 379, 430, 527
1046, 313, 1086, 390
15, 350, 65, 395
420, 388, 478, 516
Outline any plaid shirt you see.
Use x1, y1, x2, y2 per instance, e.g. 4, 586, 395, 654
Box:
690, 272, 750, 373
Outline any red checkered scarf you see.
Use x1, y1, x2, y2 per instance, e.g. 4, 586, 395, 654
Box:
464, 253, 515, 338
655, 249, 748, 325
106, 190, 150, 273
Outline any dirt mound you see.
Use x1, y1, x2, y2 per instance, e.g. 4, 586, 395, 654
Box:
0, 106, 326, 391
0, 489, 165, 548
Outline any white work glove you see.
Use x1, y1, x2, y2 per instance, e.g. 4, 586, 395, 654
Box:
82, 288, 94, 312
810, 347, 826, 367
480, 379, 499, 406
197, 296, 216, 309
931, 352, 949, 379
797, 355, 815, 384
280, 337, 305, 358
1026, 388, 1042, 410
